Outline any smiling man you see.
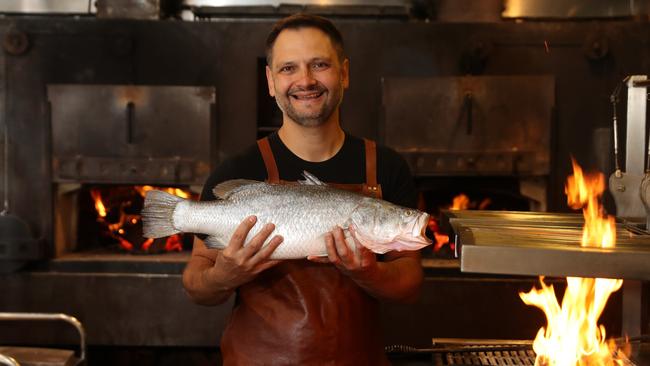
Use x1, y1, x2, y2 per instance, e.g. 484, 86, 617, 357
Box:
266, 26, 347, 128
182, 14, 423, 365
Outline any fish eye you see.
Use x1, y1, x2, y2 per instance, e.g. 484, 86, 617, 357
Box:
404, 210, 414, 216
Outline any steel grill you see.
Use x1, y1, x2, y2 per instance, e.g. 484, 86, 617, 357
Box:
435, 350, 536, 366
387, 342, 641, 366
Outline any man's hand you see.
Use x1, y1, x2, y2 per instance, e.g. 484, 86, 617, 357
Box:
183, 215, 283, 306
207, 215, 284, 289
308, 226, 378, 280
307, 225, 423, 303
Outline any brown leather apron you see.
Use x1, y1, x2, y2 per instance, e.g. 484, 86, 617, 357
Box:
219, 137, 390, 366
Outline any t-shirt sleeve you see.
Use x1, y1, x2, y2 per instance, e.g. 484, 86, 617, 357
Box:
200, 158, 237, 202
377, 146, 418, 209
199, 145, 267, 202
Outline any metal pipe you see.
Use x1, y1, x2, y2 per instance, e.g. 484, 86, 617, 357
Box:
610, 77, 628, 175
625, 75, 647, 175
647, 126, 650, 174
0, 313, 85, 364
2, 123, 8, 215
0, 353, 19, 366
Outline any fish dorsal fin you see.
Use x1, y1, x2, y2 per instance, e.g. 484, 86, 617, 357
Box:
212, 179, 259, 199
299, 171, 327, 186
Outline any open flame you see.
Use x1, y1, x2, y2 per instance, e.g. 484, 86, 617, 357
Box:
451, 193, 470, 210
430, 193, 488, 251
90, 186, 190, 253
429, 193, 471, 252
519, 159, 627, 366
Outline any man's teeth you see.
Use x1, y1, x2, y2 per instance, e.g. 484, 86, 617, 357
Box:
292, 92, 323, 100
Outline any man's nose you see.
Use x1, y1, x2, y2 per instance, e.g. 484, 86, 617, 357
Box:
295, 67, 317, 87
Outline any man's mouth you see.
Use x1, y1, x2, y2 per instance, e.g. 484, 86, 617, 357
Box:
290, 90, 325, 101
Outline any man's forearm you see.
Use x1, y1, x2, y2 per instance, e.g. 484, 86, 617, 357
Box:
350, 255, 423, 303
182, 261, 235, 306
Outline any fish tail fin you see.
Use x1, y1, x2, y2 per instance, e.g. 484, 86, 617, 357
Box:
141, 190, 184, 238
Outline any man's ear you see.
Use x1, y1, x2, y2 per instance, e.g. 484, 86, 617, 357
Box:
265, 65, 276, 97
342, 58, 350, 89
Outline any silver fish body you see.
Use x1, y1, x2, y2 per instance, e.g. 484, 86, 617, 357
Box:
142, 176, 431, 259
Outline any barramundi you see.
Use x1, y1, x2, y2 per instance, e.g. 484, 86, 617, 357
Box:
141, 172, 431, 259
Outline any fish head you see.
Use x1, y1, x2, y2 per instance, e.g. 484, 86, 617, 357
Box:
349, 198, 432, 254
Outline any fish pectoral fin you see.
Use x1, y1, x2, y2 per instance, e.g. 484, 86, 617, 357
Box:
203, 235, 229, 250
212, 179, 260, 199
298, 171, 327, 186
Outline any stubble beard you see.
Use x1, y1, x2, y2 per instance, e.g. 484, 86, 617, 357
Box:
276, 83, 344, 127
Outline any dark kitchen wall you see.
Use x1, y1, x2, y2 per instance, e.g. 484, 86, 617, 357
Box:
1, 16, 648, 247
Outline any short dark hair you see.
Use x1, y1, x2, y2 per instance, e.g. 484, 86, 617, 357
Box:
265, 13, 345, 66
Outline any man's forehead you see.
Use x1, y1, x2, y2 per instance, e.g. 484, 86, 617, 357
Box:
271, 27, 337, 62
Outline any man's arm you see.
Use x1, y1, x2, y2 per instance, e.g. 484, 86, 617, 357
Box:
348, 250, 423, 304
308, 226, 423, 303
182, 216, 283, 306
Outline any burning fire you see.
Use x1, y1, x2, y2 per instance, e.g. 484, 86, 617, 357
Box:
451, 193, 470, 210
430, 193, 474, 251
519, 159, 627, 366
90, 186, 191, 253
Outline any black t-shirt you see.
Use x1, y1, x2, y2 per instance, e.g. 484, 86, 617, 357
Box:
200, 132, 417, 208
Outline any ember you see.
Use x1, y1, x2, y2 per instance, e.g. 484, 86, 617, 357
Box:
519, 159, 628, 366
89, 186, 194, 253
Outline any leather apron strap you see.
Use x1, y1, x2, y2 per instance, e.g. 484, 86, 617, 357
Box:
257, 137, 280, 184
362, 138, 382, 198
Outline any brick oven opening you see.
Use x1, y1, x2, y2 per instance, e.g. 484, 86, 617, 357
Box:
54, 184, 197, 256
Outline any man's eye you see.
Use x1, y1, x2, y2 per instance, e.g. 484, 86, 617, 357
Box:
313, 62, 328, 70
280, 66, 294, 73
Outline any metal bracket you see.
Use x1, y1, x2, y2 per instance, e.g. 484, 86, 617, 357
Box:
0, 312, 85, 365
609, 172, 646, 220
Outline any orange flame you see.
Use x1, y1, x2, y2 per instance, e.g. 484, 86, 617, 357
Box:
519, 159, 626, 366
429, 193, 470, 252
90, 189, 107, 218
450, 193, 470, 210
136, 185, 191, 199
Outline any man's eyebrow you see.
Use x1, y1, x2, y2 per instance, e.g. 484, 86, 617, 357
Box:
276, 60, 295, 67
310, 57, 332, 63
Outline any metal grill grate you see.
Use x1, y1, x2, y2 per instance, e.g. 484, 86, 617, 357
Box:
435, 350, 536, 365
385, 338, 636, 366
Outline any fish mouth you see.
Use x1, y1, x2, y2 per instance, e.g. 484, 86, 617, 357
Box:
395, 212, 432, 248
412, 212, 432, 244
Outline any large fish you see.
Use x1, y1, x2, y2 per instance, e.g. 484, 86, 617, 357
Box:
141, 172, 431, 259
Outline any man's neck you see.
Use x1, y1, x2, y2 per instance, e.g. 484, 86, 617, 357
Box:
277, 117, 345, 163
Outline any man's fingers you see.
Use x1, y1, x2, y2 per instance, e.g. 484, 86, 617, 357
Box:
250, 234, 283, 263
332, 226, 352, 262
241, 223, 276, 258
227, 216, 257, 252
349, 227, 366, 264
254, 259, 281, 273
356, 241, 375, 267
325, 233, 340, 264
307, 255, 331, 263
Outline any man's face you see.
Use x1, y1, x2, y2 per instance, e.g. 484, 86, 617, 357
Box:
266, 27, 349, 127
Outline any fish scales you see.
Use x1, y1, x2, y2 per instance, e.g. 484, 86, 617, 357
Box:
199, 184, 362, 258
